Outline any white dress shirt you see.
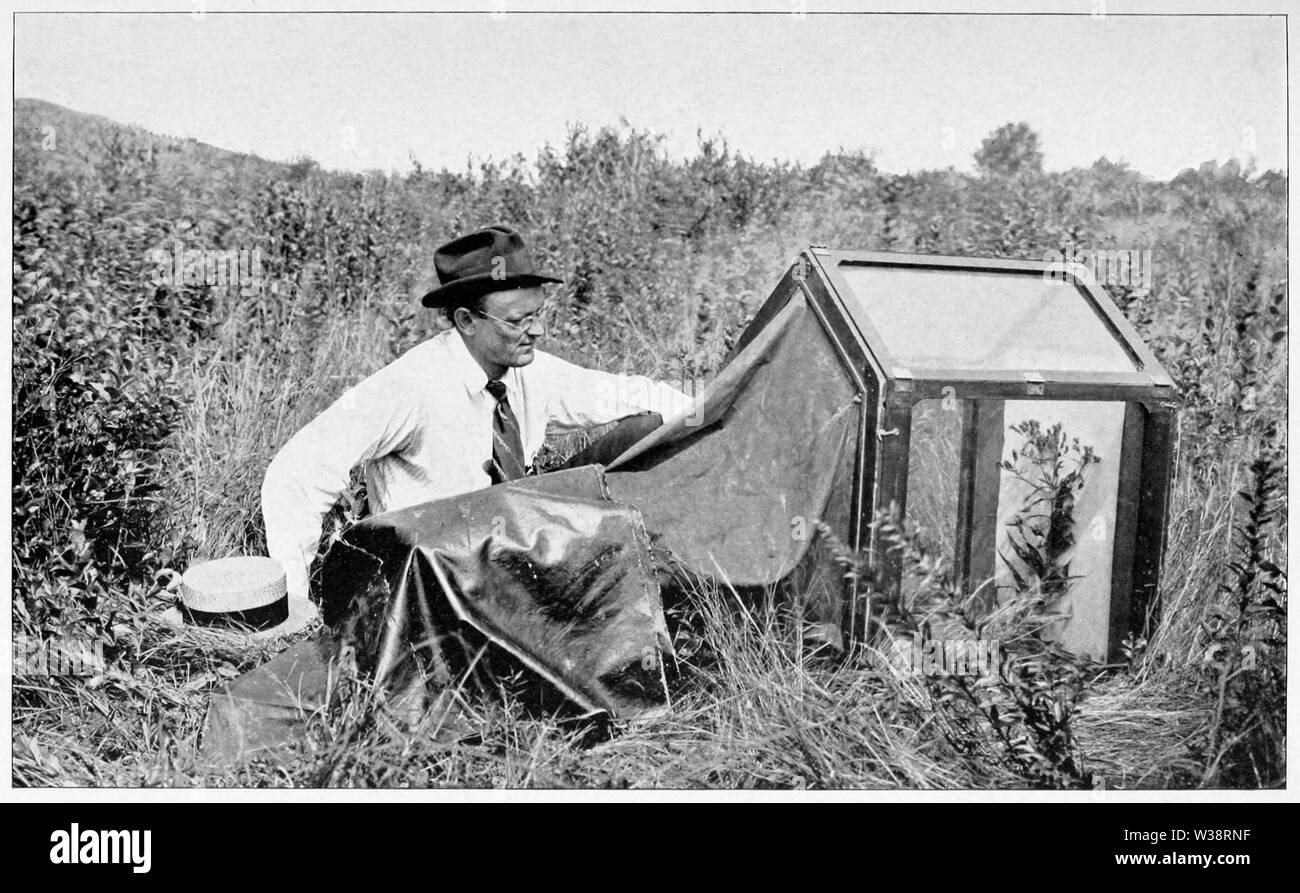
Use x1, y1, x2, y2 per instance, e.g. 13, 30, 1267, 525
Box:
262, 328, 692, 601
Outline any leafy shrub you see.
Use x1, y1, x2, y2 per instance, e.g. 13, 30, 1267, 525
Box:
820, 419, 1105, 789
1190, 455, 1287, 788
822, 510, 1097, 790
12, 129, 190, 654
998, 420, 1100, 602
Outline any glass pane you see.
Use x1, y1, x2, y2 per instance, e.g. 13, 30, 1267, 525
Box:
993, 401, 1125, 660
838, 265, 1137, 373
905, 398, 962, 563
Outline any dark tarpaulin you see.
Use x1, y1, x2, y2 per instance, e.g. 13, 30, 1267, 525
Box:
605, 290, 860, 639
200, 636, 337, 766
199, 291, 862, 761
316, 466, 672, 720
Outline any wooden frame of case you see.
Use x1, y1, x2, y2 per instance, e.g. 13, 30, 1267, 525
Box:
733, 248, 1179, 661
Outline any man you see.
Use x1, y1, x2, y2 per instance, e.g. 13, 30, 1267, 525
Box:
262, 224, 691, 606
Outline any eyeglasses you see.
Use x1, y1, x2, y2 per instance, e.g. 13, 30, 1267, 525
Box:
473, 304, 548, 334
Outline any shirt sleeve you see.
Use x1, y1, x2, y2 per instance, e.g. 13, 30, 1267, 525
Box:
539, 352, 695, 432
261, 362, 422, 601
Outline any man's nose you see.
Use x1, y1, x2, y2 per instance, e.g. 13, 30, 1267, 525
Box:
524, 315, 546, 336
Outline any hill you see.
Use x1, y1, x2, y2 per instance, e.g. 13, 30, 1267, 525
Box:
15, 96, 295, 182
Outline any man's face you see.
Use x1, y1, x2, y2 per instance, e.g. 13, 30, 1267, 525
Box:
460, 286, 546, 369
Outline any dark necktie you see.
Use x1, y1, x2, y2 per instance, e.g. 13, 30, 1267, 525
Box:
484, 378, 527, 484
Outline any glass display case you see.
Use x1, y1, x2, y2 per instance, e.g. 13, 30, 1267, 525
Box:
733, 249, 1178, 661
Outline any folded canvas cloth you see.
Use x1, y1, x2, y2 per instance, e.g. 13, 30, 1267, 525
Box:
318, 465, 672, 720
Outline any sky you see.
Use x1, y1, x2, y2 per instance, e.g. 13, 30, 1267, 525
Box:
12, 7, 1289, 180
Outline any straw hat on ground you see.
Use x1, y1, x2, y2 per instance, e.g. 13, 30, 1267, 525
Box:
156, 556, 318, 642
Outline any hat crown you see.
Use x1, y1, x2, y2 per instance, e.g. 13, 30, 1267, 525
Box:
434, 224, 536, 286
181, 556, 286, 613
421, 224, 561, 308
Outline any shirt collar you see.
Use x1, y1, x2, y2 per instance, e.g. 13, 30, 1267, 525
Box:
445, 329, 518, 398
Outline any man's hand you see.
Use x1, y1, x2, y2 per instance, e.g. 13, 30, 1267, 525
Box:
289, 597, 321, 624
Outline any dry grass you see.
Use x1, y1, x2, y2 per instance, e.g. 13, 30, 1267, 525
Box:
165, 301, 399, 559
13, 258, 1286, 794
13, 321, 1282, 793
13, 564, 1224, 790
1074, 674, 1209, 789
14, 292, 1282, 791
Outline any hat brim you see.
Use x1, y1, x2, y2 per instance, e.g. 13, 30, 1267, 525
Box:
421, 272, 562, 308
154, 597, 319, 643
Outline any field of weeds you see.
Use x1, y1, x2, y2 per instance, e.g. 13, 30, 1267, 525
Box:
11, 101, 1286, 789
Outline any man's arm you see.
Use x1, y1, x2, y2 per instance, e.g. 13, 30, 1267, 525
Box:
539, 352, 695, 432
261, 364, 421, 602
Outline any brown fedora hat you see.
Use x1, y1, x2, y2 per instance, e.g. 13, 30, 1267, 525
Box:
421, 224, 561, 308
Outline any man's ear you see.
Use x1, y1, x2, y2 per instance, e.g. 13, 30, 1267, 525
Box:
452, 306, 477, 334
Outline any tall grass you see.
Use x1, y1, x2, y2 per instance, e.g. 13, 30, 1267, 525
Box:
11, 108, 1286, 788
167, 303, 398, 562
